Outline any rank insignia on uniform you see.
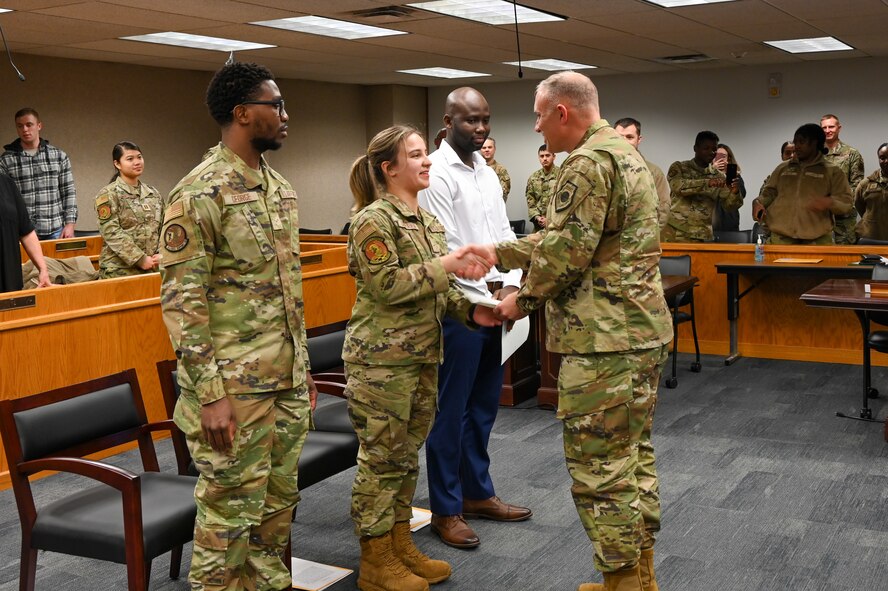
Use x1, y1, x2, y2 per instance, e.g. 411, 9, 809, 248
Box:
97, 203, 112, 221
164, 224, 189, 252
555, 181, 578, 212
362, 236, 390, 264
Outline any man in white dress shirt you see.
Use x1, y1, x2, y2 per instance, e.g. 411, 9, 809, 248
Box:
419, 87, 532, 549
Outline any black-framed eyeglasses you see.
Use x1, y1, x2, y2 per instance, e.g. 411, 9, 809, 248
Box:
240, 99, 286, 116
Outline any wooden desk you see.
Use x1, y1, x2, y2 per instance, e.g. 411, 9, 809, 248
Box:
801, 278, 886, 420
536, 275, 697, 409
716, 260, 872, 365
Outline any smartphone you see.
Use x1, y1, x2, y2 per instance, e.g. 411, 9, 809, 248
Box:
725, 163, 738, 184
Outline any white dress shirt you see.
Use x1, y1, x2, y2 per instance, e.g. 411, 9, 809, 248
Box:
419, 139, 522, 295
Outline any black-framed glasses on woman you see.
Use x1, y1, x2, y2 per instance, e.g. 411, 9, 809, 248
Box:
240, 99, 286, 116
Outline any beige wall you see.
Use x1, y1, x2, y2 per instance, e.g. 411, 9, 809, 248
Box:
0, 55, 426, 233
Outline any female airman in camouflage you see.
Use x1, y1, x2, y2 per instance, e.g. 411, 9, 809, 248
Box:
344, 125, 498, 591
94, 141, 162, 278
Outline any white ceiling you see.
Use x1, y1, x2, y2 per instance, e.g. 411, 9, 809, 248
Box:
0, 0, 886, 85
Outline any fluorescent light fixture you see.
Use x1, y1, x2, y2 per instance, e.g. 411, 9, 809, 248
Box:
645, 0, 736, 6
504, 58, 597, 71
121, 32, 274, 52
765, 36, 853, 54
398, 67, 491, 79
407, 1, 563, 25
251, 16, 407, 39
0, 9, 12, 13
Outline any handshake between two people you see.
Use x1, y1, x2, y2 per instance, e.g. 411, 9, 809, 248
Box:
440, 243, 529, 328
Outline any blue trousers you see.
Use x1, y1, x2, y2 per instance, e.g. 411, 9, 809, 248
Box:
426, 317, 504, 515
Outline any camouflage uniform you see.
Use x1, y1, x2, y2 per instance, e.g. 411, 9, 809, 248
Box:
343, 193, 474, 537
525, 165, 560, 230
825, 141, 864, 244
854, 171, 888, 241
759, 155, 853, 245
94, 177, 162, 278
494, 120, 673, 573
159, 142, 310, 591
488, 159, 511, 201
662, 159, 742, 242
645, 158, 670, 232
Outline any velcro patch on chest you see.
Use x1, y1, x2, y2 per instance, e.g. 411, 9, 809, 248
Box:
223, 192, 260, 206
164, 224, 189, 252
361, 236, 391, 264
555, 181, 579, 212
281, 189, 297, 200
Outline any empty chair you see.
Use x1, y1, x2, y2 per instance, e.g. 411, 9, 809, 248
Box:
509, 219, 527, 235
0, 369, 197, 591
862, 263, 888, 402
659, 255, 701, 388
858, 237, 888, 246
299, 227, 333, 235
713, 229, 752, 243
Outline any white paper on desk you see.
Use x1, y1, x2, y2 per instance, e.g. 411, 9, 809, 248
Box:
291, 557, 352, 591
459, 286, 500, 308
501, 316, 530, 365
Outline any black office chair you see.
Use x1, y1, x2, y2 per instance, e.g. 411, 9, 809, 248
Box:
509, 219, 527, 235
659, 255, 701, 388
862, 264, 888, 401
751, 222, 765, 243
299, 227, 333, 235
858, 237, 888, 246
713, 230, 752, 244
0, 369, 197, 591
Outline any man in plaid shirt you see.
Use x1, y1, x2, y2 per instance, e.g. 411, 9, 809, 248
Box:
0, 108, 77, 239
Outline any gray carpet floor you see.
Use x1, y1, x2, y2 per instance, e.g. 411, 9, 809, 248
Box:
0, 354, 886, 591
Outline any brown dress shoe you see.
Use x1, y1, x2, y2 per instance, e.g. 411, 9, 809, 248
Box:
462, 496, 532, 522
430, 514, 480, 549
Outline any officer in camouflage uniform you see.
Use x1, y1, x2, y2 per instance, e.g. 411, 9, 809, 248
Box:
854, 143, 888, 241
821, 114, 864, 244
661, 130, 742, 243
525, 144, 560, 230
95, 141, 162, 278
480, 137, 511, 200
344, 125, 497, 591
159, 62, 316, 591
613, 118, 671, 233
493, 72, 673, 591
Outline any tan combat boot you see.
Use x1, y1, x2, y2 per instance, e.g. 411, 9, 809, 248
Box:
578, 564, 644, 591
391, 521, 452, 584
358, 532, 430, 591
639, 548, 658, 591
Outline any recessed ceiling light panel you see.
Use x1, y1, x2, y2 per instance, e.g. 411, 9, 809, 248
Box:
503, 58, 596, 71
765, 36, 853, 54
407, 1, 563, 25
398, 67, 491, 79
121, 32, 274, 52
645, 0, 736, 7
251, 16, 407, 39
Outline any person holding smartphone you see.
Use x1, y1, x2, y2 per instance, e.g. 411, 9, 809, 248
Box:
712, 143, 745, 232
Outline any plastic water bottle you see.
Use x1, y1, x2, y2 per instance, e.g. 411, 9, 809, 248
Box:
754, 234, 765, 262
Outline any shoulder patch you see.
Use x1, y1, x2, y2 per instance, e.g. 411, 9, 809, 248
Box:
164, 224, 189, 252
555, 181, 580, 212
223, 192, 260, 206
95, 194, 110, 206
281, 189, 297, 200
361, 236, 391, 265
164, 200, 184, 222
96, 202, 112, 221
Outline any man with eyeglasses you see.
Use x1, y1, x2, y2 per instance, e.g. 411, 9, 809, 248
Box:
159, 61, 316, 591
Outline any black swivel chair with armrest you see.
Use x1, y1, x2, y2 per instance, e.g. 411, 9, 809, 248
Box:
659, 254, 701, 388
861, 263, 888, 402
0, 369, 197, 591
713, 230, 752, 244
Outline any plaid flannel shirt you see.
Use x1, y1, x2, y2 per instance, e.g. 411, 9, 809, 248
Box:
0, 138, 77, 236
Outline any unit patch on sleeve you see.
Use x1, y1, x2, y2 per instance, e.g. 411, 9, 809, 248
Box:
555, 181, 579, 212
362, 236, 391, 264
164, 224, 189, 252
97, 203, 112, 221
